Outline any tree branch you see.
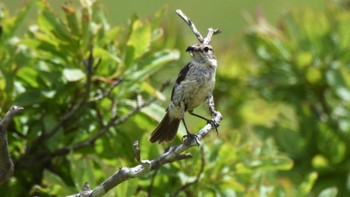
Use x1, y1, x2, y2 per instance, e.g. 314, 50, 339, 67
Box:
203, 28, 222, 45
68, 9, 222, 197
0, 105, 23, 185
89, 78, 123, 102
176, 9, 204, 43
68, 112, 222, 197
52, 82, 170, 156
176, 9, 221, 44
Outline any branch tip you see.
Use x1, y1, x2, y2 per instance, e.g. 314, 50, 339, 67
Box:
175, 9, 204, 43
133, 141, 141, 162
176, 9, 220, 44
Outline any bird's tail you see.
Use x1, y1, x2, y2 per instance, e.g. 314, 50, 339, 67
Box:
149, 112, 180, 143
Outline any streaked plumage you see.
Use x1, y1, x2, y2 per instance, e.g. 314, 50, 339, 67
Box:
150, 43, 217, 143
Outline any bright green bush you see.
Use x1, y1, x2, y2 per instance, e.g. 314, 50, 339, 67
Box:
2, 0, 348, 196
0, 1, 180, 196
246, 3, 350, 196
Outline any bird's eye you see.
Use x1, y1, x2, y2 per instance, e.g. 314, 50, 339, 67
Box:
203, 46, 210, 52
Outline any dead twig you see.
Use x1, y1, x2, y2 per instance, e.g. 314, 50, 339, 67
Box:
176, 9, 221, 44
52, 82, 170, 156
0, 105, 24, 185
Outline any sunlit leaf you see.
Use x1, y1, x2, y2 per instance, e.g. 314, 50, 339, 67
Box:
318, 187, 338, 197
38, 4, 72, 42
139, 81, 166, 101
43, 170, 76, 196
298, 172, 318, 196
4, 0, 33, 39
93, 47, 123, 64
63, 68, 85, 82
126, 19, 151, 59
102, 26, 120, 44
62, 4, 80, 35
312, 154, 330, 169
17, 66, 40, 87
126, 49, 180, 81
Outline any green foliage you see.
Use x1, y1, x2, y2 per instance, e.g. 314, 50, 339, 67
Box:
0, 1, 180, 196
1, 0, 349, 196
246, 3, 350, 195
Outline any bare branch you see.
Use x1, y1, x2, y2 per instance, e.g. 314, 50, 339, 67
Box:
203, 28, 222, 45
68, 112, 222, 197
89, 78, 123, 102
0, 106, 23, 128
0, 105, 24, 185
52, 82, 170, 157
133, 141, 141, 162
176, 9, 204, 43
207, 95, 218, 118
176, 10, 221, 44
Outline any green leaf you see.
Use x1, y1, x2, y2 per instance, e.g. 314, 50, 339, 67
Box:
126, 19, 151, 59
139, 81, 166, 101
37, 1, 72, 42
15, 89, 43, 105
140, 102, 166, 121
325, 66, 346, 88
126, 49, 180, 81
93, 47, 123, 64
43, 170, 76, 196
298, 172, 318, 196
102, 26, 121, 44
318, 187, 338, 197
63, 68, 85, 82
305, 66, 321, 84
312, 154, 330, 169
17, 66, 40, 87
4, 0, 33, 39
70, 156, 97, 189
246, 156, 293, 171
62, 4, 80, 35
151, 6, 167, 30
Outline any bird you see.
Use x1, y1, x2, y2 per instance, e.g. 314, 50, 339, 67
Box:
149, 43, 218, 144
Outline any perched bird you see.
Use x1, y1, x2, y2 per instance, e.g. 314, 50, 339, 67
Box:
149, 43, 218, 143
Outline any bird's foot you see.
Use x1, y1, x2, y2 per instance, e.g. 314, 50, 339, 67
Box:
207, 119, 219, 135
183, 133, 201, 146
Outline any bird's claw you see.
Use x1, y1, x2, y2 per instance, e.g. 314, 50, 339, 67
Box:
207, 119, 219, 135
183, 133, 201, 146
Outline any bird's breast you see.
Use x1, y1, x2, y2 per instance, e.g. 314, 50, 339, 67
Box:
182, 65, 216, 110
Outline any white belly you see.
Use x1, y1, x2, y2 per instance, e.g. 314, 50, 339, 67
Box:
183, 79, 214, 110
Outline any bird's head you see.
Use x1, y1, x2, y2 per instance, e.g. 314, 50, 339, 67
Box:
186, 43, 216, 66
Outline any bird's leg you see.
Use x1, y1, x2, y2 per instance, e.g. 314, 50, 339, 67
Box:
188, 110, 219, 135
182, 118, 200, 146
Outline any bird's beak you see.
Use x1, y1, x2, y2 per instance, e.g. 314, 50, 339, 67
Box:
186, 46, 194, 56
186, 46, 193, 52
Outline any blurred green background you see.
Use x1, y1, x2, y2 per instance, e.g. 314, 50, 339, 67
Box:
4, 0, 325, 42
1, 0, 350, 196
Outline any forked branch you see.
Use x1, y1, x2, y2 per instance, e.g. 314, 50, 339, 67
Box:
176, 9, 221, 44
68, 112, 222, 197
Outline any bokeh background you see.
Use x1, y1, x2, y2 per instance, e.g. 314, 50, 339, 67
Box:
5, 0, 325, 42
1, 0, 350, 196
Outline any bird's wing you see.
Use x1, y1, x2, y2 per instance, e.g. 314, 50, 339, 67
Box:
171, 62, 192, 101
